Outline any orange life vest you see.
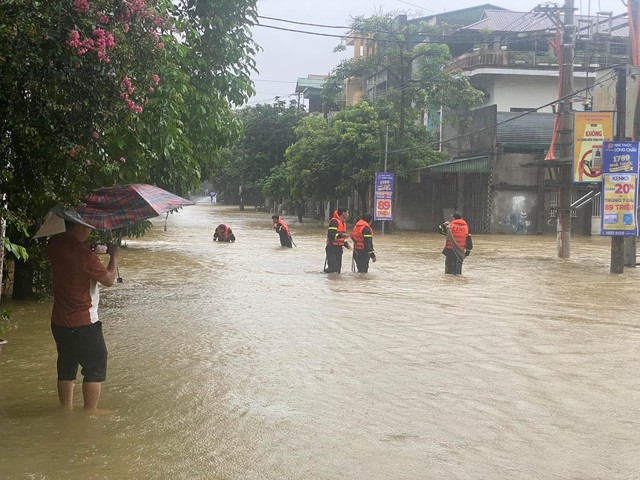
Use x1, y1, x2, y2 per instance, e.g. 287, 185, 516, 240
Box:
327, 211, 346, 246
216, 224, 231, 241
350, 219, 372, 250
274, 217, 291, 237
445, 218, 469, 250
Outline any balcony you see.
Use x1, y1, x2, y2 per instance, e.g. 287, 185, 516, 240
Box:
444, 48, 627, 74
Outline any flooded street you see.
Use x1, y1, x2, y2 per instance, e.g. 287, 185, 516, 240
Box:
2, 200, 640, 479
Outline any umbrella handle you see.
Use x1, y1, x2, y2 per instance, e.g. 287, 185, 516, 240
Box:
116, 267, 123, 284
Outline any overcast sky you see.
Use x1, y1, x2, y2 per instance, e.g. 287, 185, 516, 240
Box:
249, 0, 627, 106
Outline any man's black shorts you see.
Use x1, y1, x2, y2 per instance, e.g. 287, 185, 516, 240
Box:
51, 321, 108, 382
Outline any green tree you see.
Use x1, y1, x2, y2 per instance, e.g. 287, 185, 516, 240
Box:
212, 100, 304, 207
322, 13, 482, 140
0, 0, 258, 298
285, 114, 342, 206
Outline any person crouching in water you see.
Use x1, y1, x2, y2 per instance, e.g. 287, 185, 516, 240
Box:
213, 224, 236, 242
438, 211, 473, 275
350, 213, 376, 273
324, 206, 350, 273
271, 215, 292, 248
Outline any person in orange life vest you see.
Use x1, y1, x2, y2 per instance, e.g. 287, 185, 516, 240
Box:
438, 211, 473, 275
213, 224, 235, 242
324, 206, 351, 273
350, 213, 376, 273
271, 215, 292, 248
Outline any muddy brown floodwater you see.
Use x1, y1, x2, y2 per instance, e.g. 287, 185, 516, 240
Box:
1, 200, 639, 479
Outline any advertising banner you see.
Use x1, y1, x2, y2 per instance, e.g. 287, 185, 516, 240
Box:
573, 111, 615, 183
374, 172, 394, 221
600, 142, 639, 236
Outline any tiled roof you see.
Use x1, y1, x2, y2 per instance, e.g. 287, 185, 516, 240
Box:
456, 10, 628, 37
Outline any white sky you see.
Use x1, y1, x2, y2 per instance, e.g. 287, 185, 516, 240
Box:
249, 0, 628, 105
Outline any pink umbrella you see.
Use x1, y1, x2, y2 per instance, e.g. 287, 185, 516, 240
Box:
77, 184, 194, 230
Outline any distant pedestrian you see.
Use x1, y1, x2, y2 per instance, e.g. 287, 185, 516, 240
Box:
213, 224, 235, 242
324, 207, 351, 273
209, 191, 216, 204
272, 215, 293, 248
438, 211, 473, 275
350, 213, 376, 273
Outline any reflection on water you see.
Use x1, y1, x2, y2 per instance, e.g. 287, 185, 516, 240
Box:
2, 201, 640, 479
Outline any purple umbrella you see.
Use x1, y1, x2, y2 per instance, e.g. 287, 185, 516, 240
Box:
78, 184, 194, 230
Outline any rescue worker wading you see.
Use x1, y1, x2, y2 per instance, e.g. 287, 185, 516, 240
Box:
271, 215, 292, 248
213, 224, 236, 242
438, 211, 473, 275
324, 206, 351, 273
350, 213, 376, 273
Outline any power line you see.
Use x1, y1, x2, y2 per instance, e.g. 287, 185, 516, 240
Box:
258, 15, 350, 30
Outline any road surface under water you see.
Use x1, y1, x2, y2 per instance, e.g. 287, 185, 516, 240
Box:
1, 200, 639, 479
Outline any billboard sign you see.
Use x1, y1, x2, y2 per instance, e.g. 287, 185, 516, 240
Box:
573, 111, 615, 183
374, 172, 394, 221
600, 142, 639, 236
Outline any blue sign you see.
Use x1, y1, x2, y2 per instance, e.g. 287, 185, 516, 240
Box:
374, 173, 394, 221
600, 142, 639, 236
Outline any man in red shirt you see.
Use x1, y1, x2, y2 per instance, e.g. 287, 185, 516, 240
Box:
47, 219, 119, 411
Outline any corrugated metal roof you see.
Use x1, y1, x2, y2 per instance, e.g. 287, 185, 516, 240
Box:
457, 10, 628, 37
410, 4, 507, 26
497, 112, 555, 149
295, 78, 326, 93
419, 155, 491, 174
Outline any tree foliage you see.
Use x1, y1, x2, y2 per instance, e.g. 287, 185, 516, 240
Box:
0, 0, 258, 297
212, 100, 305, 205
323, 13, 482, 139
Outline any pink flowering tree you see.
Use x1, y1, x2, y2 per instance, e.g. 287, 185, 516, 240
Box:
0, 0, 257, 298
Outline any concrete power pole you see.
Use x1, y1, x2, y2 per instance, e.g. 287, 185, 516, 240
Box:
557, 0, 575, 258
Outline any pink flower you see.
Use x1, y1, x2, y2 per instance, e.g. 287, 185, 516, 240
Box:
98, 14, 109, 24
119, 157, 126, 163
74, 0, 90, 14
92, 131, 100, 139
152, 74, 160, 86
70, 148, 77, 157
85, 159, 91, 166
124, 23, 130, 33
149, 87, 154, 93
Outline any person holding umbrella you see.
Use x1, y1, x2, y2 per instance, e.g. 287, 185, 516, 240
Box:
47, 217, 120, 411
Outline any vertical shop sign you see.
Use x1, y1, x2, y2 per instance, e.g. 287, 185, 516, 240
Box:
573, 111, 615, 183
600, 142, 639, 236
374, 173, 394, 221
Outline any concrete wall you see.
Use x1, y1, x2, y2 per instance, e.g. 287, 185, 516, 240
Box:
492, 152, 539, 186
471, 73, 591, 113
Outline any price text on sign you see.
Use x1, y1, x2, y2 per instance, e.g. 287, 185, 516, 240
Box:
601, 171, 638, 235
374, 172, 395, 221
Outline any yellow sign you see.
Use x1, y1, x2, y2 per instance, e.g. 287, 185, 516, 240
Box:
573, 111, 615, 183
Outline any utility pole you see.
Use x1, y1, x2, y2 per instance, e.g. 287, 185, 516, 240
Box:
557, 0, 575, 258
624, 0, 640, 268
382, 125, 389, 235
611, 67, 627, 273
